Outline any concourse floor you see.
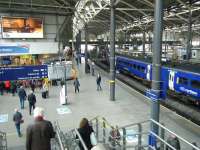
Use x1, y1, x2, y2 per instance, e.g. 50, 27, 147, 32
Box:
0, 63, 200, 150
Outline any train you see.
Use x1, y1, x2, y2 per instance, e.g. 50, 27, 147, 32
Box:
116, 56, 200, 105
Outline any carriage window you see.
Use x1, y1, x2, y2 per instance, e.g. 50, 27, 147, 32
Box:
191, 80, 200, 89
133, 64, 136, 69
141, 67, 145, 73
178, 77, 188, 85
176, 77, 179, 84
137, 66, 140, 71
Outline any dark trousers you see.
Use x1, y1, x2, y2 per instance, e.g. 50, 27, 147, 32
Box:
29, 103, 35, 115
20, 98, 25, 109
75, 87, 79, 93
97, 84, 102, 90
15, 123, 21, 137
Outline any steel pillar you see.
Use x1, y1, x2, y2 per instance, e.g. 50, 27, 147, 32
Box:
110, 0, 116, 101
85, 25, 89, 73
150, 0, 163, 145
142, 30, 146, 55
186, 8, 192, 60
64, 64, 67, 104
164, 31, 167, 57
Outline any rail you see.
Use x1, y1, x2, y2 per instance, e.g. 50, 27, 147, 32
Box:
89, 117, 200, 150
0, 131, 7, 150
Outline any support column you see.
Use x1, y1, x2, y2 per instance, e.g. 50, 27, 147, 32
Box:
150, 0, 163, 145
110, 0, 116, 101
85, 25, 89, 73
76, 31, 81, 63
142, 30, 146, 55
186, 8, 192, 60
164, 31, 167, 57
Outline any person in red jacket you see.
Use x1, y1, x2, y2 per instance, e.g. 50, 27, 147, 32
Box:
5, 81, 11, 93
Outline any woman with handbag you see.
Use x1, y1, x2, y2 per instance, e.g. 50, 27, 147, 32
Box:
78, 118, 96, 150
13, 108, 23, 137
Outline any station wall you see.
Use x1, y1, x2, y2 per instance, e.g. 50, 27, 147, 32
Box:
0, 13, 66, 55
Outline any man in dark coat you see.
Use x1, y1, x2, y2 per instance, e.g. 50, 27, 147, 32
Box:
26, 107, 55, 150
74, 78, 80, 93
27, 91, 36, 115
18, 86, 27, 109
96, 74, 102, 91
13, 109, 23, 137
0, 81, 4, 95
166, 135, 180, 150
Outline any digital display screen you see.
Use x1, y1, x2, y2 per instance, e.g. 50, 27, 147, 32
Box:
1, 17, 43, 38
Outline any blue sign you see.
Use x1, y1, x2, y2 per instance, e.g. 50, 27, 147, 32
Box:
0, 44, 29, 54
0, 65, 48, 81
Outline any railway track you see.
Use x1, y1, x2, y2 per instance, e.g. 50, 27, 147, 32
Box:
95, 61, 200, 126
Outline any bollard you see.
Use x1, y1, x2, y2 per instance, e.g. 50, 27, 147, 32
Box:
138, 123, 142, 150
160, 123, 165, 150
122, 128, 126, 150
96, 119, 99, 142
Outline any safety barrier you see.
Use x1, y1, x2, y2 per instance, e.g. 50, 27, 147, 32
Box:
90, 117, 200, 150
0, 131, 7, 150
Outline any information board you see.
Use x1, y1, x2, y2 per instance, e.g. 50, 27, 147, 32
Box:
0, 65, 48, 81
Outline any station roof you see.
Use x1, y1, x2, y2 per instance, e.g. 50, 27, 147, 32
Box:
73, 0, 200, 38
0, 0, 77, 16
0, 0, 200, 41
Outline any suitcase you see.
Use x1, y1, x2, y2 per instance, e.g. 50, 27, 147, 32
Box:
42, 91, 47, 99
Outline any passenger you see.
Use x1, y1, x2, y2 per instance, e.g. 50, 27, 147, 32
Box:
0, 81, 4, 95
78, 118, 94, 150
166, 135, 180, 150
18, 86, 27, 109
26, 107, 55, 150
91, 62, 95, 76
96, 74, 102, 91
5, 80, 11, 93
10, 81, 17, 96
27, 90, 36, 115
192, 142, 198, 150
30, 80, 36, 92
109, 126, 121, 149
13, 108, 23, 137
74, 78, 80, 93
42, 82, 49, 98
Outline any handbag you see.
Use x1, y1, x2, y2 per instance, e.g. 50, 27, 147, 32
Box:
20, 119, 24, 124
90, 132, 97, 146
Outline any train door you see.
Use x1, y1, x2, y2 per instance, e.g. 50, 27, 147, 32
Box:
146, 65, 151, 80
169, 70, 175, 91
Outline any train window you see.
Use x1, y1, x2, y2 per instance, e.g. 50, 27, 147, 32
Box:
137, 66, 140, 71
141, 67, 145, 73
191, 80, 200, 89
133, 64, 136, 69
176, 77, 179, 84
178, 77, 188, 85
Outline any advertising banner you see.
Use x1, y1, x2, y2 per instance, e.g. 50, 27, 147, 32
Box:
2, 17, 43, 38
0, 44, 30, 54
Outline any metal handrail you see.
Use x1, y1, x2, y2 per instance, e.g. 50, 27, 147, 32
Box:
118, 120, 150, 129
54, 121, 66, 150
74, 128, 88, 150
150, 119, 200, 150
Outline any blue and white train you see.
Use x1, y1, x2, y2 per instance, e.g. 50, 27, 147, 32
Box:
116, 56, 200, 104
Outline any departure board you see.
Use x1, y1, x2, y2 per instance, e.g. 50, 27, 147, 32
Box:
0, 65, 48, 81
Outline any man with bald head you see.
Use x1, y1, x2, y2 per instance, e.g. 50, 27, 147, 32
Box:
13, 108, 23, 137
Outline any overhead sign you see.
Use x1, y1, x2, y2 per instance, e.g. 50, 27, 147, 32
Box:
0, 65, 48, 81
0, 44, 30, 54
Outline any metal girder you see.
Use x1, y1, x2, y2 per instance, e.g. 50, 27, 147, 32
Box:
73, 0, 110, 38
176, 0, 191, 9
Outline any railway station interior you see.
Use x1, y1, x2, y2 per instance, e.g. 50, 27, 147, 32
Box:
0, 0, 200, 150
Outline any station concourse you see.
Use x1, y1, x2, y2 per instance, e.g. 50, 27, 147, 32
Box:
0, 63, 199, 150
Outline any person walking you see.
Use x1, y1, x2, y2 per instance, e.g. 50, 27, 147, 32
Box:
13, 108, 23, 137
5, 80, 11, 93
10, 81, 17, 96
74, 78, 80, 93
27, 90, 36, 115
96, 74, 102, 91
26, 107, 55, 150
91, 62, 95, 76
30, 80, 36, 92
18, 86, 27, 109
0, 81, 4, 95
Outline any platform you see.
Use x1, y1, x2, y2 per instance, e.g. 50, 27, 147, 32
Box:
0, 63, 200, 150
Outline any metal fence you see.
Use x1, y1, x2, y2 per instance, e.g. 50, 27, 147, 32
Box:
90, 117, 200, 150
0, 131, 7, 150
